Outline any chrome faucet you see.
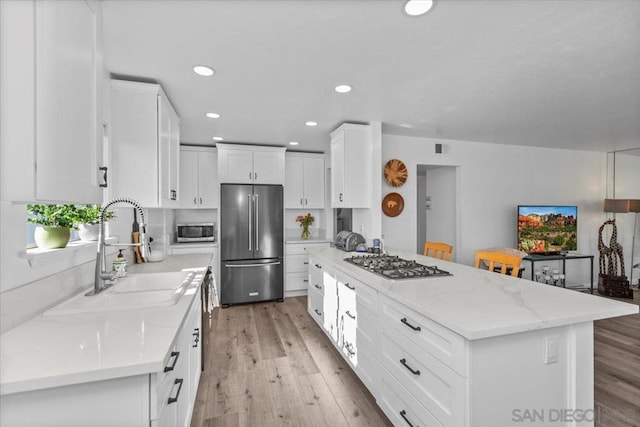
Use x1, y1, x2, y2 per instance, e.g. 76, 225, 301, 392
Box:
86, 197, 149, 296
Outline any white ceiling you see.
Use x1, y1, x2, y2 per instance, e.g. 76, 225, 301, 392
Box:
102, 0, 640, 153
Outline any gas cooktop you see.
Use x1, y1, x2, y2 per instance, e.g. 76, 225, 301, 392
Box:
344, 254, 452, 280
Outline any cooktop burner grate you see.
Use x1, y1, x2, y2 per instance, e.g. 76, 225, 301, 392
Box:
344, 254, 452, 279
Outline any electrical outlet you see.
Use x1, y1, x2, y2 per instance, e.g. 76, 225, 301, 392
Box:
544, 336, 559, 364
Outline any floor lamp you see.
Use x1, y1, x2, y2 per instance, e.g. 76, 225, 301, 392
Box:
603, 199, 640, 288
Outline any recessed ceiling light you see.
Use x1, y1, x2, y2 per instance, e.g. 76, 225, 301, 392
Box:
213, 136, 224, 141
305, 121, 318, 127
335, 85, 352, 93
193, 65, 215, 76
206, 112, 220, 119
404, 0, 434, 16
289, 141, 299, 146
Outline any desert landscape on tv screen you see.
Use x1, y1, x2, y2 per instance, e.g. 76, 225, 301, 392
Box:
518, 207, 577, 253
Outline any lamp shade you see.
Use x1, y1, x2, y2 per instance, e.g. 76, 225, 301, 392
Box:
604, 198, 640, 213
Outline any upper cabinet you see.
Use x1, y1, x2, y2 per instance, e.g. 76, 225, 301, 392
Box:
0, 0, 104, 203
330, 124, 372, 208
217, 144, 285, 185
110, 80, 180, 208
179, 146, 219, 209
284, 153, 325, 209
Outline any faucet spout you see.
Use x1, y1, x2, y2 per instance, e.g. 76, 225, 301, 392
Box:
87, 197, 148, 296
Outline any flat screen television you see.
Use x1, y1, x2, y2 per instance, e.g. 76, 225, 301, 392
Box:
517, 205, 578, 255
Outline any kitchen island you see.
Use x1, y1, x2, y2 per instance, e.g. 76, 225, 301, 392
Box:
306, 247, 638, 427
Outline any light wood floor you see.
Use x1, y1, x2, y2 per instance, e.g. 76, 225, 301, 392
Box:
594, 296, 640, 427
190, 296, 640, 427
190, 296, 392, 427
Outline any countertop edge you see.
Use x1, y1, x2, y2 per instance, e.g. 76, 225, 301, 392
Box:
307, 247, 639, 341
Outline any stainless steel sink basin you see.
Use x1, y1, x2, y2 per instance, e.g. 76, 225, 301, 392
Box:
43, 271, 195, 316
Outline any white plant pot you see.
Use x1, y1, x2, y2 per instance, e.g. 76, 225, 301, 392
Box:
78, 223, 100, 241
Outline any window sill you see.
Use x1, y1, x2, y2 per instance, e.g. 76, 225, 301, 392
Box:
26, 237, 118, 269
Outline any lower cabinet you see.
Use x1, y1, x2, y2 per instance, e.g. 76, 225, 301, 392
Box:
308, 260, 468, 427
156, 294, 202, 427
1, 295, 202, 427
285, 241, 329, 297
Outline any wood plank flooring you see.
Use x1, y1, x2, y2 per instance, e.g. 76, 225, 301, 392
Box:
191, 296, 640, 427
594, 296, 640, 427
191, 297, 391, 427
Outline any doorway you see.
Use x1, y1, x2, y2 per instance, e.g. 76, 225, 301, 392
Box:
416, 165, 457, 258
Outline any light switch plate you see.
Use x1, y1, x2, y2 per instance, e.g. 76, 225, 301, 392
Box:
544, 336, 559, 364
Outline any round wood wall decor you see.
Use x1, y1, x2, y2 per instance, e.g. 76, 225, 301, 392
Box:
382, 192, 405, 217
384, 159, 408, 187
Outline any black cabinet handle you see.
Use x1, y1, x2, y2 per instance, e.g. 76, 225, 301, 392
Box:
400, 358, 421, 375
167, 378, 184, 404
200, 197, 203, 204
303, 279, 309, 283
400, 410, 416, 427
315, 264, 322, 269
314, 284, 322, 290
99, 166, 108, 188
339, 193, 343, 202
164, 351, 180, 372
400, 317, 421, 331
314, 309, 322, 316
344, 283, 355, 290
345, 310, 355, 320
344, 342, 355, 356
193, 328, 200, 347
304, 198, 308, 205
303, 261, 309, 265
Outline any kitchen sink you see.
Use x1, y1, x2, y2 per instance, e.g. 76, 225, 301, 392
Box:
43, 271, 195, 316
111, 271, 194, 293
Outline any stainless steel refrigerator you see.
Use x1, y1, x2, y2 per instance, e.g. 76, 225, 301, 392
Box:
220, 184, 284, 306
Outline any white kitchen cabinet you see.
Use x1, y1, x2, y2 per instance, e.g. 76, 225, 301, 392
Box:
0, 293, 202, 427
179, 146, 219, 208
284, 153, 325, 209
217, 143, 285, 185
285, 242, 329, 296
0, 0, 104, 203
110, 80, 180, 208
330, 123, 372, 208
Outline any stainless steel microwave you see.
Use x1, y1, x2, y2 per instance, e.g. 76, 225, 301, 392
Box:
176, 223, 216, 243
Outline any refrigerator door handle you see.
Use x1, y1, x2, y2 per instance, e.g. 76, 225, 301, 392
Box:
254, 194, 259, 251
225, 261, 281, 268
248, 194, 253, 251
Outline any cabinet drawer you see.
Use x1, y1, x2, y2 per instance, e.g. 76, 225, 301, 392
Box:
356, 305, 378, 353
307, 286, 324, 327
308, 270, 324, 296
286, 271, 308, 292
286, 254, 310, 273
379, 367, 441, 427
286, 242, 329, 255
379, 294, 466, 375
380, 323, 465, 427
336, 272, 377, 314
354, 342, 379, 397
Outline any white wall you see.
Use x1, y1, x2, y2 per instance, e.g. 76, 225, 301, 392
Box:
381, 134, 607, 285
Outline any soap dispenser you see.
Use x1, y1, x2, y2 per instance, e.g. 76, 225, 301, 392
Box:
113, 249, 127, 278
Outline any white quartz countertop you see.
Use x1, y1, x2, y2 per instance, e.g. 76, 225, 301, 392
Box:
285, 237, 333, 244
307, 247, 638, 340
0, 255, 212, 395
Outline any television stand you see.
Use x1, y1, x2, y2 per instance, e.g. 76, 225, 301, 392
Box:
522, 253, 594, 293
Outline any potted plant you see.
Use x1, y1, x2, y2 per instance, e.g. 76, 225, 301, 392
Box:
27, 204, 79, 249
74, 204, 115, 241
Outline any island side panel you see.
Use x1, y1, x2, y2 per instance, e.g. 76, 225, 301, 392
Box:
469, 322, 594, 427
